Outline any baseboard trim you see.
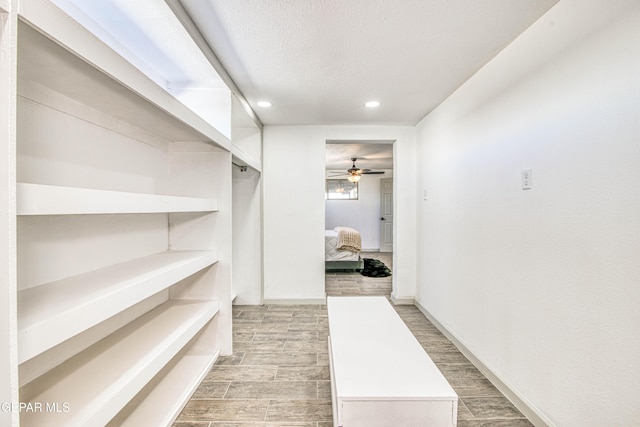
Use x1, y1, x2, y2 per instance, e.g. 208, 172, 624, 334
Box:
414, 300, 553, 427
262, 298, 327, 305
390, 293, 414, 305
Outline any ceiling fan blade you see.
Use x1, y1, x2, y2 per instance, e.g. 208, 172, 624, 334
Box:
361, 171, 385, 174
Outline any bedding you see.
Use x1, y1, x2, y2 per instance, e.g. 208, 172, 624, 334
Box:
325, 230, 360, 261
334, 226, 362, 252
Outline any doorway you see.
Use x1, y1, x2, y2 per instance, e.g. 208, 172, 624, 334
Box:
324, 140, 394, 297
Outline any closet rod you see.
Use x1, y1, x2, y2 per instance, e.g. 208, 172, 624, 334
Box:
232, 162, 248, 172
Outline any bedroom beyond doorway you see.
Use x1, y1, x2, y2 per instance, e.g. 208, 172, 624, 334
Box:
325, 140, 394, 274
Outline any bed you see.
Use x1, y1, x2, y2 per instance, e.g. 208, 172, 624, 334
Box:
325, 227, 364, 271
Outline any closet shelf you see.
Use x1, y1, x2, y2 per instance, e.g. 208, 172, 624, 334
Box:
17, 183, 218, 215
18, 0, 233, 150
112, 350, 220, 426
18, 250, 218, 363
20, 300, 219, 427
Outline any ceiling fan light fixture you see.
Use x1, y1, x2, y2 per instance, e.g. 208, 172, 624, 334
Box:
365, 100, 380, 108
347, 174, 361, 183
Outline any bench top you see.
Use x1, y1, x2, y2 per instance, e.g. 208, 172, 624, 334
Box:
327, 296, 457, 401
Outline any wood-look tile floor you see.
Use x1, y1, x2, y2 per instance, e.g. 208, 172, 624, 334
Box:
174, 253, 532, 426
325, 252, 393, 298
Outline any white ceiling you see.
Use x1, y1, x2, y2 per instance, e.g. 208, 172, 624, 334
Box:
325, 142, 393, 170
180, 0, 558, 126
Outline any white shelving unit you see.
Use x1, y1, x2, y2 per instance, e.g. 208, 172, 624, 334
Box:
20, 300, 219, 427
231, 95, 263, 172
1, 2, 19, 427
0, 0, 10, 14
230, 94, 263, 305
17, 183, 218, 215
108, 349, 220, 427
18, 250, 218, 363
17, 0, 233, 153
0, 1, 242, 425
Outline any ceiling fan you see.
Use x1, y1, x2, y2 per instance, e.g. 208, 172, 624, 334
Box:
331, 157, 385, 183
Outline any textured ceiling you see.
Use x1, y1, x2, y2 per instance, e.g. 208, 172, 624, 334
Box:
325, 142, 393, 170
181, 0, 558, 126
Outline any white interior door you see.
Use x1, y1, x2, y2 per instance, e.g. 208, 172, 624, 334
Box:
379, 178, 393, 252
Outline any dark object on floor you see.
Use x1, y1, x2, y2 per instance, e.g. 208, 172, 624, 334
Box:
325, 259, 364, 272
361, 258, 392, 277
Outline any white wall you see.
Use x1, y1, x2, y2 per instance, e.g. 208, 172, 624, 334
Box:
263, 125, 416, 303
415, 1, 640, 425
325, 170, 392, 251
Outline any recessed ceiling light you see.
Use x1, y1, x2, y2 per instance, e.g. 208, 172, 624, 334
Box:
257, 101, 272, 108
365, 101, 380, 108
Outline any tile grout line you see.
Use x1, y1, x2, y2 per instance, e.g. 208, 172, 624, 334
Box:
221, 381, 231, 399
263, 398, 271, 422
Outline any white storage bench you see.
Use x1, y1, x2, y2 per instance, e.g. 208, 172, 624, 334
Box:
327, 296, 458, 427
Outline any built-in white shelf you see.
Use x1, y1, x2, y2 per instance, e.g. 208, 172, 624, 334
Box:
20, 300, 219, 427
18, 0, 233, 151
18, 250, 218, 363
7, 2, 239, 425
17, 183, 218, 216
0, 0, 10, 13
112, 349, 219, 426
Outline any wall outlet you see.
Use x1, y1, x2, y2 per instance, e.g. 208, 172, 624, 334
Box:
522, 169, 532, 190
423, 189, 428, 201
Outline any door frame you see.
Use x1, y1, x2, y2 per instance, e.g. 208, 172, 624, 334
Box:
379, 177, 393, 252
